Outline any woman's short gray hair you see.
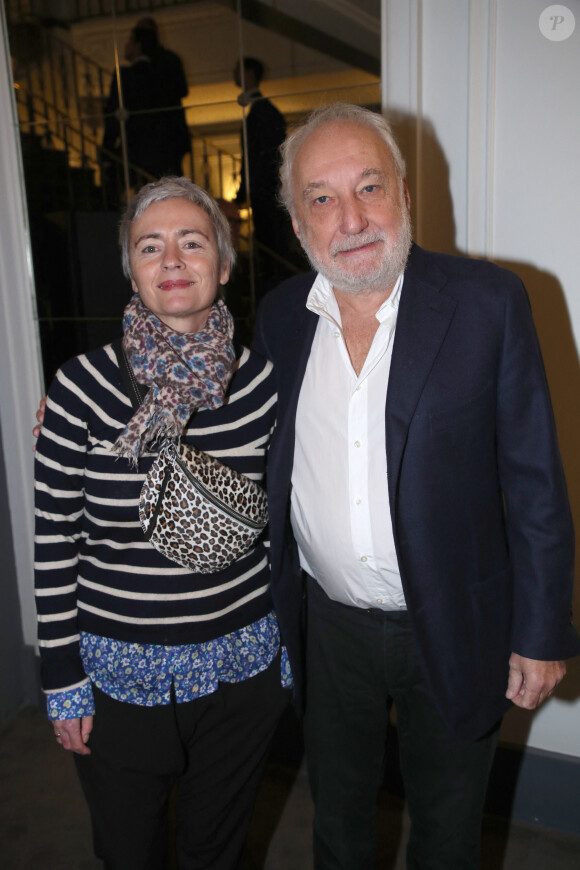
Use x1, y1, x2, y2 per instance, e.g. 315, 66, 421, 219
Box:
119, 176, 236, 281
279, 103, 407, 220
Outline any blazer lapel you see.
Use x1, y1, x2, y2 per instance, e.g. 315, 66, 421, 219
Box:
267, 282, 318, 516
386, 252, 457, 503
285, 306, 318, 414
266, 287, 318, 578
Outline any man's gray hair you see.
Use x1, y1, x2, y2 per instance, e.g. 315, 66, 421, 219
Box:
279, 103, 407, 220
119, 176, 236, 281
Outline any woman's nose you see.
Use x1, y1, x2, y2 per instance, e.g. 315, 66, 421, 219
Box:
162, 241, 183, 269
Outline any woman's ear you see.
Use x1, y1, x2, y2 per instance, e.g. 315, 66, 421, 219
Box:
219, 264, 231, 286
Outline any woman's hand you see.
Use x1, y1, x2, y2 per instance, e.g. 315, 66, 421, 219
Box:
32, 396, 47, 450
53, 715, 93, 755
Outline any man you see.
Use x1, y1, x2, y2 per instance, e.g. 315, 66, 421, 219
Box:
234, 57, 290, 260
102, 25, 162, 200
253, 103, 579, 869
102, 23, 188, 196
137, 17, 190, 175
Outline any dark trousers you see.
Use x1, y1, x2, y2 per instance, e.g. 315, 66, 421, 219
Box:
75, 658, 289, 870
304, 577, 500, 870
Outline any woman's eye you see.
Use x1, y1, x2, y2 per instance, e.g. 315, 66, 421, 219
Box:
142, 245, 157, 254
184, 241, 201, 249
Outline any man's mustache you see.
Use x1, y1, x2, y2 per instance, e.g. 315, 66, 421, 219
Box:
330, 232, 386, 256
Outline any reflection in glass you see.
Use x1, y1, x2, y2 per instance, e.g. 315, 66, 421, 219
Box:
6, 0, 381, 384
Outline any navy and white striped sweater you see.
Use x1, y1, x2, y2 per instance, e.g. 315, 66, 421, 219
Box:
34, 342, 277, 694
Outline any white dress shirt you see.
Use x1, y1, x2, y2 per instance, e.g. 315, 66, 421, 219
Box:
290, 272, 406, 611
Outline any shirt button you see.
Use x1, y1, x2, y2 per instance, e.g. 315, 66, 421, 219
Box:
354, 440, 361, 448
360, 555, 368, 563
355, 498, 362, 505
334, 331, 340, 338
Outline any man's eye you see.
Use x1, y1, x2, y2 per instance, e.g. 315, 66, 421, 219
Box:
314, 195, 330, 205
362, 185, 379, 194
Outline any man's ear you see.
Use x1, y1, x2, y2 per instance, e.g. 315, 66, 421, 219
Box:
403, 179, 411, 213
291, 217, 301, 242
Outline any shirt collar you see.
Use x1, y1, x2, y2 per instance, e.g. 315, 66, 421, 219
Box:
237, 88, 263, 107
306, 272, 404, 327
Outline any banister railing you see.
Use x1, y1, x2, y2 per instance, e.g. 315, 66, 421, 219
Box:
10, 13, 243, 207
7, 0, 194, 26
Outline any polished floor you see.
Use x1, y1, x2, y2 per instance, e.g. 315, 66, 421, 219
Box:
1, 706, 579, 869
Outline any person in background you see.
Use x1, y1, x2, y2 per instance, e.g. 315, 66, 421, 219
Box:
234, 56, 291, 267
101, 24, 163, 198
102, 23, 189, 202
137, 16, 190, 176
34, 177, 290, 870
253, 102, 579, 870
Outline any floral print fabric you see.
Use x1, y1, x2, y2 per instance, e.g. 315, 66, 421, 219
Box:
46, 612, 293, 720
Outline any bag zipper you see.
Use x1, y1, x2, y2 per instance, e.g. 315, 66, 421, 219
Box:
170, 444, 265, 530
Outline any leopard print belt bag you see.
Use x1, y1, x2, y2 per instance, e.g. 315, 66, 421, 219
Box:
112, 338, 268, 575
139, 439, 269, 574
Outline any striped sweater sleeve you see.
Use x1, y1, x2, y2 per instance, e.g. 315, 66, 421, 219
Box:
34, 360, 94, 694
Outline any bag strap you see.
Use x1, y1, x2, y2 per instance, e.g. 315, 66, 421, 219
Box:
112, 337, 149, 410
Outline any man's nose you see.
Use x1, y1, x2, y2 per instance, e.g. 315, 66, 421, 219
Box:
339, 196, 368, 235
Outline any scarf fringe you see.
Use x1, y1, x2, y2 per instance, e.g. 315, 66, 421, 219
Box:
113, 296, 235, 465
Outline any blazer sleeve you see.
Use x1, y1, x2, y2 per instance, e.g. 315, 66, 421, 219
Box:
496, 275, 578, 660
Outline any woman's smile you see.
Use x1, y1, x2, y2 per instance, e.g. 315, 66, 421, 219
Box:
129, 198, 230, 334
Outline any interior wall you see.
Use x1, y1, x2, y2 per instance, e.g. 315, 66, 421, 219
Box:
0, 4, 45, 714
383, 0, 580, 756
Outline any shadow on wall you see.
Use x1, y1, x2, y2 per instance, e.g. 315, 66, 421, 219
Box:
388, 108, 580, 738
390, 111, 460, 258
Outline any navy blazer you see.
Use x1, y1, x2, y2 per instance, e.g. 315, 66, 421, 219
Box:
254, 244, 579, 740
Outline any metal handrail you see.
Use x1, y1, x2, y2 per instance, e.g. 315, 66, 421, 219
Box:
7, 0, 194, 25
15, 81, 155, 207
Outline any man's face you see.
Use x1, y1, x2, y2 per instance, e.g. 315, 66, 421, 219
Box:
290, 120, 412, 296
124, 32, 140, 63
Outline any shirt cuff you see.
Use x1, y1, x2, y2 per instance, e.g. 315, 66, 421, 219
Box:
280, 646, 294, 689
46, 681, 95, 721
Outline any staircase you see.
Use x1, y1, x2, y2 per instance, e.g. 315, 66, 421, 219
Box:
7, 14, 159, 384
7, 3, 308, 382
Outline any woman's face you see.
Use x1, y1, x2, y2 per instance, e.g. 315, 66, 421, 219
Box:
129, 198, 230, 334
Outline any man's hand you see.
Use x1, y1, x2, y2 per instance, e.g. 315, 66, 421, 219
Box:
32, 396, 47, 449
53, 715, 93, 755
505, 653, 566, 709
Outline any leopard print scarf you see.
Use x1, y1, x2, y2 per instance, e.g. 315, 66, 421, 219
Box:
113, 294, 235, 465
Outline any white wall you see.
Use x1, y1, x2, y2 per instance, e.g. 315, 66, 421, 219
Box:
383, 0, 580, 756
0, 7, 44, 650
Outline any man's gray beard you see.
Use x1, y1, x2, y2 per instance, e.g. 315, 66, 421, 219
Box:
299, 208, 412, 296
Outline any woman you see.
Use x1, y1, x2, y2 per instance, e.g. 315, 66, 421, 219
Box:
34, 177, 290, 870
